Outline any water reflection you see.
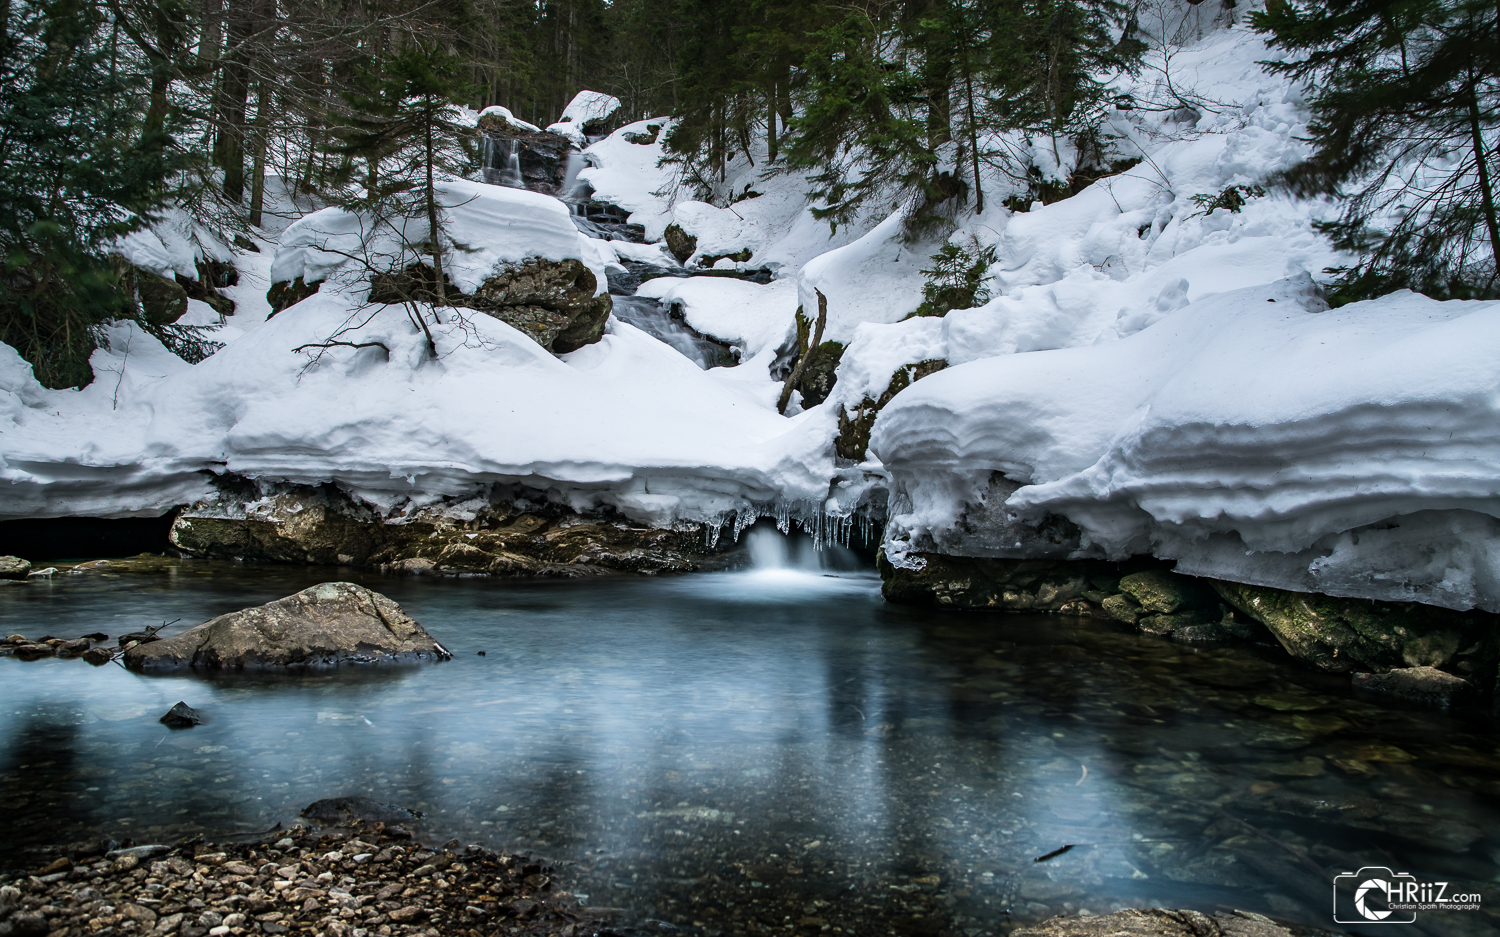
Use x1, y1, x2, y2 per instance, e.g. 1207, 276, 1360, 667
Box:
1, 560, 1498, 936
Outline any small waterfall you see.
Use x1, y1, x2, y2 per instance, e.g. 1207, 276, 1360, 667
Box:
744, 521, 868, 574
560, 151, 587, 200
500, 139, 523, 188
611, 296, 735, 369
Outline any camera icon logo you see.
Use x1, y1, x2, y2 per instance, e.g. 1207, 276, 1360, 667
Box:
1334, 867, 1418, 924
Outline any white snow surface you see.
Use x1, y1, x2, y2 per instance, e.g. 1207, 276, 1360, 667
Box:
635, 277, 798, 361
269, 178, 607, 296
111, 206, 235, 280
546, 90, 622, 145
873, 279, 1500, 612
476, 106, 540, 134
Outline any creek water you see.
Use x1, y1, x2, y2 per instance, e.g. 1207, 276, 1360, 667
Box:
3, 544, 1499, 937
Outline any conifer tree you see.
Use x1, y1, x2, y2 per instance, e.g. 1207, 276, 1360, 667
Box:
1254, 0, 1500, 301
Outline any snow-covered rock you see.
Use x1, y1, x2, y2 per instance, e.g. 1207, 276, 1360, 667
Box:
270, 178, 607, 298
873, 279, 1500, 612
546, 90, 622, 145
476, 105, 540, 134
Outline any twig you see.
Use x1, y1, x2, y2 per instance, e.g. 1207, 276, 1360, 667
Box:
292, 340, 391, 354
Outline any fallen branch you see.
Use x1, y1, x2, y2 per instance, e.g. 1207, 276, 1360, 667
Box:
777, 288, 828, 415
292, 340, 392, 354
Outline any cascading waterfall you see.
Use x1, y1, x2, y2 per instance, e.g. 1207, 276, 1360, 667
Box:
499, 139, 523, 188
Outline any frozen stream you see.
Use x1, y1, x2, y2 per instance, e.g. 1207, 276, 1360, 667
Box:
3, 549, 1499, 936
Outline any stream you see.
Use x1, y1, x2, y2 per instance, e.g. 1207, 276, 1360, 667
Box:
3, 529, 1499, 936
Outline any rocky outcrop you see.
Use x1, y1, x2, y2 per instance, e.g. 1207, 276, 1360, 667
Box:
1212, 579, 1490, 674
476, 122, 573, 192
132, 268, 188, 325
266, 275, 320, 314
794, 340, 845, 408
837, 359, 947, 460
879, 551, 1114, 613
169, 482, 730, 577
364, 258, 610, 353
1101, 569, 1257, 643
1012, 908, 1332, 937
123, 581, 450, 672
470, 258, 611, 352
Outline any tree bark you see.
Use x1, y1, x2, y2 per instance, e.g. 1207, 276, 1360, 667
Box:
777, 290, 828, 415
425, 115, 446, 309
247, 79, 270, 227
1468, 76, 1500, 276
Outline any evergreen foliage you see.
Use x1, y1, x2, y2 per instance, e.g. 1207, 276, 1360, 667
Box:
1254, 0, 1500, 302
911, 237, 997, 317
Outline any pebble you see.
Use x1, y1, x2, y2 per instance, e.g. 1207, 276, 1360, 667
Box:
0, 821, 601, 937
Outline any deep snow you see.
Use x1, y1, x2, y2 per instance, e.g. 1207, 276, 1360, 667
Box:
4, 9, 1499, 611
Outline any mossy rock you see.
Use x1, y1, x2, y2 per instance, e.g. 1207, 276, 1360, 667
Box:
700, 247, 753, 267
879, 551, 1104, 611
134, 268, 188, 325
796, 340, 845, 408
267, 276, 321, 315
836, 358, 947, 460
1212, 580, 1488, 673
664, 223, 697, 263
1118, 569, 1218, 614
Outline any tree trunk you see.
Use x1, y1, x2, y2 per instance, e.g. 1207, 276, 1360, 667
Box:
767, 81, 779, 163
777, 290, 828, 415
214, 0, 253, 203
1468, 76, 1500, 276
964, 64, 982, 213
247, 80, 270, 227
425, 116, 446, 308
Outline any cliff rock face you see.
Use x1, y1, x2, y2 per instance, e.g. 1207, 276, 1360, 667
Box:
124, 582, 450, 672
169, 482, 728, 577
476, 121, 574, 193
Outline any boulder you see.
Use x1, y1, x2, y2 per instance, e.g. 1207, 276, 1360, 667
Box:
1011, 908, 1329, 937
123, 582, 451, 672
0, 555, 31, 579
265, 276, 321, 315
663, 224, 697, 263
160, 701, 204, 727
476, 125, 573, 193
469, 258, 611, 353
133, 268, 189, 325
1352, 666, 1476, 706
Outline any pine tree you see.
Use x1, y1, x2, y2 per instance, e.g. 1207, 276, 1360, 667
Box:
334, 40, 475, 311
1254, 0, 1500, 301
0, 0, 197, 387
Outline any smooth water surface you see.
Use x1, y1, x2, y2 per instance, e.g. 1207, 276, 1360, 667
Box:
3, 557, 1500, 937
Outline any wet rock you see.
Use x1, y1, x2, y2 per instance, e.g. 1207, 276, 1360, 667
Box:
879, 552, 1107, 611
117, 630, 160, 647
80, 631, 109, 642
302, 796, 423, 825
160, 701, 205, 727
170, 481, 728, 576
13, 644, 55, 661
1352, 666, 1475, 706
836, 359, 947, 460
793, 340, 845, 408
123, 582, 451, 672
54, 638, 91, 658
1212, 580, 1486, 673
476, 125, 573, 192
663, 224, 697, 263
1011, 908, 1329, 937
81, 646, 114, 666
1119, 570, 1218, 614
0, 556, 31, 579
470, 258, 611, 353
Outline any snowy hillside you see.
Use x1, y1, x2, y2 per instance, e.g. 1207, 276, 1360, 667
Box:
3, 11, 1498, 610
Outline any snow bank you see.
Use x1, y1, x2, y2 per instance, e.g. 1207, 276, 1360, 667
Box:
269, 178, 606, 296
873, 278, 1500, 612
546, 90, 622, 145
0, 294, 834, 524
112, 207, 235, 280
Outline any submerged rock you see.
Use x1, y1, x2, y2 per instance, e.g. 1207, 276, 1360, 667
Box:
1352, 666, 1476, 706
0, 555, 31, 579
302, 796, 423, 826
879, 552, 1109, 611
123, 582, 451, 672
1012, 908, 1331, 937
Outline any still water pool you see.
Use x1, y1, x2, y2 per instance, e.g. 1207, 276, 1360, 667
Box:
2, 554, 1499, 936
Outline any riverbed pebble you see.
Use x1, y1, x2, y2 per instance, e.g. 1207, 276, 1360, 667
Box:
0, 822, 601, 937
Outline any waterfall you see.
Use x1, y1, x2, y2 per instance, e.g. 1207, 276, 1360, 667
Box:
560, 151, 587, 200
499, 139, 523, 188
744, 520, 869, 574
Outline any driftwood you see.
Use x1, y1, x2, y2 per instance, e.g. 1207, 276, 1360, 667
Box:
777, 288, 828, 415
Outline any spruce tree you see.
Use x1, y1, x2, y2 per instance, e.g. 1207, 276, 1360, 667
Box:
1254, 0, 1500, 301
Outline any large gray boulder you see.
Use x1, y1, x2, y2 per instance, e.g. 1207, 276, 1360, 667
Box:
0, 556, 31, 580
124, 582, 450, 672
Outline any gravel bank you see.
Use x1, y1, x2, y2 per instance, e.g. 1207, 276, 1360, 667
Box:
0, 822, 611, 937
